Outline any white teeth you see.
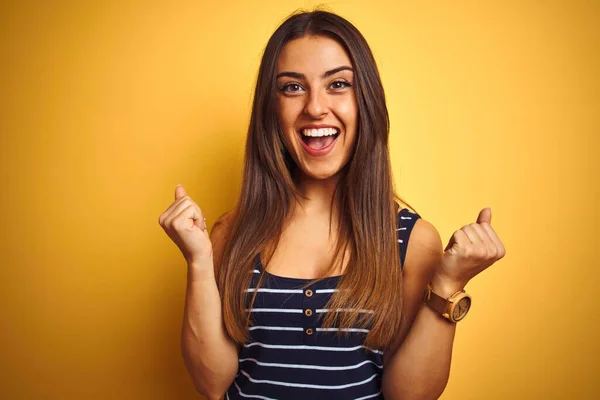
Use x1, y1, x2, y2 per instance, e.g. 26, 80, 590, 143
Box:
301, 128, 339, 137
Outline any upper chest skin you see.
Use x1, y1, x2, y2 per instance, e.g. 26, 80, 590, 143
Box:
262, 213, 351, 279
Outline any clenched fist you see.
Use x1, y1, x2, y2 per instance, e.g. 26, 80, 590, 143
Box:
158, 184, 213, 265
433, 207, 506, 293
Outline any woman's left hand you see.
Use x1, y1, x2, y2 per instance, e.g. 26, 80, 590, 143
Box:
432, 207, 506, 294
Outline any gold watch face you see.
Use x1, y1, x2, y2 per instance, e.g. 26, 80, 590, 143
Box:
452, 297, 471, 321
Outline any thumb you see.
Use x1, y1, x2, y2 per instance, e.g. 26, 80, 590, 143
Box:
477, 207, 492, 225
175, 184, 187, 200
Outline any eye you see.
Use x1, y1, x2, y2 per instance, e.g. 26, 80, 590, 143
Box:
280, 83, 304, 93
329, 80, 352, 90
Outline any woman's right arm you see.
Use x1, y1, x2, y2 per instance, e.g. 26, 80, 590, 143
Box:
182, 217, 239, 399
159, 185, 238, 399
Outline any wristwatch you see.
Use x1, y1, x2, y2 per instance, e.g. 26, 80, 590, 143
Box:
423, 284, 472, 323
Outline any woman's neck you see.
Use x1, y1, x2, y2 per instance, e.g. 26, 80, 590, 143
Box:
291, 168, 344, 218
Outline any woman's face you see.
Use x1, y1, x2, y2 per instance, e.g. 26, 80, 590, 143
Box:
275, 35, 358, 180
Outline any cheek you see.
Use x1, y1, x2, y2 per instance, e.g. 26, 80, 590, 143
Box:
335, 98, 358, 127
275, 98, 284, 124
276, 98, 300, 127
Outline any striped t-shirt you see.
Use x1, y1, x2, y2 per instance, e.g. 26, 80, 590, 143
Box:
225, 208, 421, 400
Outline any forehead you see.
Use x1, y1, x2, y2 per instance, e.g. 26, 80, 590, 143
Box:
277, 35, 352, 73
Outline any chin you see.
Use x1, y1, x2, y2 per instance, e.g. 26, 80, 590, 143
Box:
308, 172, 336, 180
302, 164, 343, 180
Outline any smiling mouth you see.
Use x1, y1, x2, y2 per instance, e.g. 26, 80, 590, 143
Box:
298, 129, 341, 149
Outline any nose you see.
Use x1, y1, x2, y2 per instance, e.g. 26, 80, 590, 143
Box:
303, 88, 329, 118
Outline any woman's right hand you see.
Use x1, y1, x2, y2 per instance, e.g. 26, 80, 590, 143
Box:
158, 184, 213, 266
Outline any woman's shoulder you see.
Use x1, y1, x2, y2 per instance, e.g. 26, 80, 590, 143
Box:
210, 210, 235, 269
397, 207, 421, 226
396, 207, 441, 270
403, 213, 443, 274
396, 206, 438, 248
212, 210, 235, 230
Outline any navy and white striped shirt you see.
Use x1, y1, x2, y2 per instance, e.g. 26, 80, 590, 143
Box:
226, 208, 420, 400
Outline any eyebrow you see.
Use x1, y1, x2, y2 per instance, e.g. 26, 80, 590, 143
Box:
275, 65, 354, 80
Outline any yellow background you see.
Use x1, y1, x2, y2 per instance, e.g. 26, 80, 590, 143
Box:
1, 0, 598, 399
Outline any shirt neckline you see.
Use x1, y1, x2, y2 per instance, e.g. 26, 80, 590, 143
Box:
256, 254, 342, 283
254, 207, 413, 282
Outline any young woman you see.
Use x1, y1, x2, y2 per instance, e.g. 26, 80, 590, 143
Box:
159, 10, 505, 400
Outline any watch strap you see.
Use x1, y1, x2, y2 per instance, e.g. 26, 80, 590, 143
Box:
423, 285, 449, 315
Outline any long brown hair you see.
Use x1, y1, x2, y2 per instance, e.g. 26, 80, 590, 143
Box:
216, 9, 417, 350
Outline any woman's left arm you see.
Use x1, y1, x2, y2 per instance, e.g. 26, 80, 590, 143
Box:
382, 208, 506, 400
